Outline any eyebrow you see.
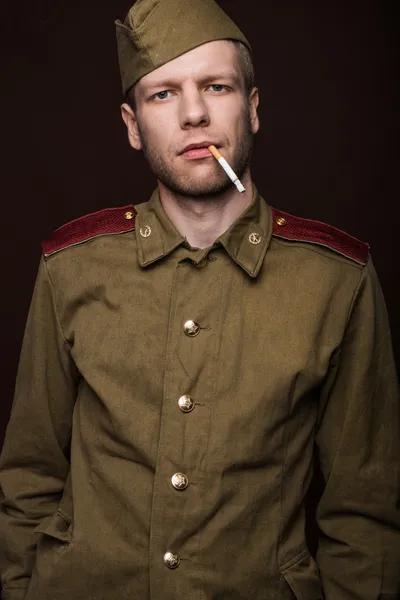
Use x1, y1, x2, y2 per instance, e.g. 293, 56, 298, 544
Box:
145, 71, 241, 91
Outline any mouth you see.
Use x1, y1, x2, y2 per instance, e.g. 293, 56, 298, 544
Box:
180, 142, 220, 159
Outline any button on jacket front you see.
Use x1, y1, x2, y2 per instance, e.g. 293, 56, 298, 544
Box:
0, 188, 399, 600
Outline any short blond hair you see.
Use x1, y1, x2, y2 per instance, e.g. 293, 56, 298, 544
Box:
126, 40, 255, 110
233, 40, 255, 96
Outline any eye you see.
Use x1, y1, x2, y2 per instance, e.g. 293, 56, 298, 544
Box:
154, 90, 170, 100
209, 84, 228, 93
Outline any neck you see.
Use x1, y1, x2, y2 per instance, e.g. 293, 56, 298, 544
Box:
158, 169, 254, 249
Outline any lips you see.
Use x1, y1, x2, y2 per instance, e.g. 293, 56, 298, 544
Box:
180, 142, 219, 155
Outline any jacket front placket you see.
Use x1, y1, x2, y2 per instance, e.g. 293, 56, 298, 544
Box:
148, 246, 223, 599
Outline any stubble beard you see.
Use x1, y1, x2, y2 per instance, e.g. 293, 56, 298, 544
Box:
137, 104, 254, 200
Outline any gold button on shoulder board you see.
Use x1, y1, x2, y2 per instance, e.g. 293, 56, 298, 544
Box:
276, 217, 286, 226
124, 211, 134, 220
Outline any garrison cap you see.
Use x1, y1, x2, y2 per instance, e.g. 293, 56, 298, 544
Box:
115, 0, 252, 96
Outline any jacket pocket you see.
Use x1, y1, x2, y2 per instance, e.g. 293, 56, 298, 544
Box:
35, 509, 73, 548
280, 548, 324, 600
25, 511, 74, 599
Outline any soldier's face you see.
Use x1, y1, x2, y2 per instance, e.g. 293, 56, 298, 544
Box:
121, 40, 259, 198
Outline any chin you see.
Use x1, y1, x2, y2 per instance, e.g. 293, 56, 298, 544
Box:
162, 169, 231, 197
170, 178, 233, 198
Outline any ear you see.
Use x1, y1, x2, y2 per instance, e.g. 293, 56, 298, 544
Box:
121, 103, 142, 150
248, 87, 260, 135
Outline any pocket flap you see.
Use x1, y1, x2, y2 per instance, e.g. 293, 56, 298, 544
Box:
35, 510, 72, 544
280, 549, 324, 600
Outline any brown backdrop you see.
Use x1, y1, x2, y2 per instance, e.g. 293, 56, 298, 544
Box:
0, 0, 398, 575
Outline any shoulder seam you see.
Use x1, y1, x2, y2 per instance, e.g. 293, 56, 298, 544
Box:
43, 229, 135, 259
272, 237, 365, 269
42, 258, 72, 347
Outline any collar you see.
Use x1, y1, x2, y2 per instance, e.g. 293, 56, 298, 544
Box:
135, 185, 273, 278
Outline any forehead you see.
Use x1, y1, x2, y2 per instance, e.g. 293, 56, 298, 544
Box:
137, 40, 238, 90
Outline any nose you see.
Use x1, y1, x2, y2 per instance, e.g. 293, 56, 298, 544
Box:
179, 87, 210, 130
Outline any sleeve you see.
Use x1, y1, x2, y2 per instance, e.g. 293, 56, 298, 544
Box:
315, 257, 400, 600
0, 258, 79, 599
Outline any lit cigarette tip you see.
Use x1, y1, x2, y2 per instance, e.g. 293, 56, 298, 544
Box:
208, 145, 246, 194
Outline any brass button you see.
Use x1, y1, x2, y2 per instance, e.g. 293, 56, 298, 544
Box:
164, 552, 180, 569
276, 217, 286, 226
171, 473, 189, 491
184, 320, 200, 337
124, 211, 134, 220
249, 232, 262, 245
178, 395, 195, 413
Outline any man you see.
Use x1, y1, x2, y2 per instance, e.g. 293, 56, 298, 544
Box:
0, 0, 399, 598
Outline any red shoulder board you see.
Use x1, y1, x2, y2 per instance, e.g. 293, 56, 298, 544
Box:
271, 207, 370, 266
42, 205, 137, 258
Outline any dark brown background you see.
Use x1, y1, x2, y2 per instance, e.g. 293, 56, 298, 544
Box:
0, 0, 398, 573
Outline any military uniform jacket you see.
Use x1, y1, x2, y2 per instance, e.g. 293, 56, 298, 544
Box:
1, 188, 399, 600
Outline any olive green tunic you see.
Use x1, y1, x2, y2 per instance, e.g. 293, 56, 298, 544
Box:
0, 188, 399, 600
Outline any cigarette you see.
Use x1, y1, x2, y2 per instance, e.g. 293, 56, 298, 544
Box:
208, 145, 246, 194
